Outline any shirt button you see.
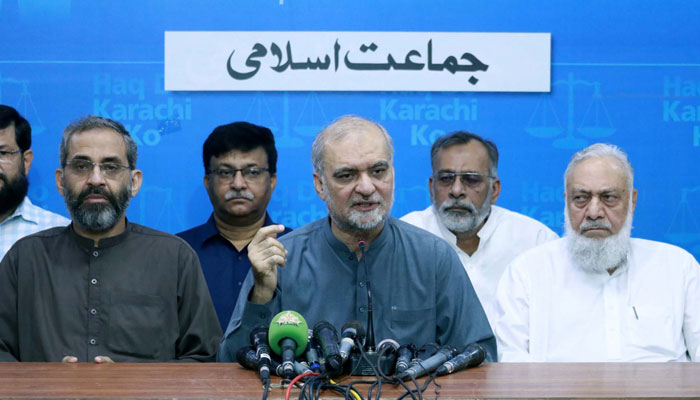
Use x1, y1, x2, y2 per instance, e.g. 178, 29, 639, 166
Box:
90, 308, 97, 315
259, 313, 267, 319
237, 281, 242, 286
92, 251, 99, 257
89, 338, 97, 345
91, 278, 98, 285
359, 282, 365, 288
359, 306, 366, 313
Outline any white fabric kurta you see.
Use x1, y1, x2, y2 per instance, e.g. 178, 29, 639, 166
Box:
401, 205, 558, 327
496, 237, 700, 362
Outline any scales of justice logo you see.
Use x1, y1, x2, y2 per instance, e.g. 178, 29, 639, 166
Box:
526, 72, 615, 149
667, 187, 700, 257
243, 91, 330, 149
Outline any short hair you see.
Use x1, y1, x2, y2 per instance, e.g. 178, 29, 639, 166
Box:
202, 122, 277, 174
0, 105, 32, 152
430, 131, 499, 177
60, 116, 138, 169
564, 143, 634, 191
311, 115, 394, 175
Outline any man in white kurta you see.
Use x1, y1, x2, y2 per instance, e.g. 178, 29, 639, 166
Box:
402, 204, 556, 326
496, 143, 700, 362
402, 131, 557, 326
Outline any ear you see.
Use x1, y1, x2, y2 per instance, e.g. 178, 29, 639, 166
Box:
428, 176, 435, 204
313, 172, 325, 200
489, 177, 501, 204
55, 169, 65, 196
631, 188, 638, 212
269, 173, 277, 191
22, 149, 34, 173
129, 169, 143, 197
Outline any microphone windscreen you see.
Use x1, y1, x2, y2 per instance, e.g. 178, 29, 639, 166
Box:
235, 346, 258, 370
268, 310, 309, 357
341, 320, 366, 338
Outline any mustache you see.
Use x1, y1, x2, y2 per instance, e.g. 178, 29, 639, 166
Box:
439, 199, 477, 214
350, 194, 384, 206
77, 186, 118, 207
224, 189, 254, 201
580, 219, 612, 231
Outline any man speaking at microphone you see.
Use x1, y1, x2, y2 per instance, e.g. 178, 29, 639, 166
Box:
218, 115, 496, 362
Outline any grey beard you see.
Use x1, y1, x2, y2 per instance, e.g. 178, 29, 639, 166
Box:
564, 207, 633, 274
436, 190, 492, 234
323, 180, 393, 235
64, 179, 131, 234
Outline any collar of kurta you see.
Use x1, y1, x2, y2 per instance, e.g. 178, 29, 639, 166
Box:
321, 215, 390, 260
69, 218, 132, 250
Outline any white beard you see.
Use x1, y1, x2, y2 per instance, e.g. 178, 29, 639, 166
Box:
435, 184, 493, 234
564, 206, 633, 274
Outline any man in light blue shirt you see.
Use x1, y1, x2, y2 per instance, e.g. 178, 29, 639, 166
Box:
0, 105, 69, 259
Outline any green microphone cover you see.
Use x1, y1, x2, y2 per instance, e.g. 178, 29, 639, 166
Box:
268, 310, 309, 357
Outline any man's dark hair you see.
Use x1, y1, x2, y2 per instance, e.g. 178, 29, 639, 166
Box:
430, 131, 499, 177
60, 115, 138, 169
202, 122, 277, 174
0, 105, 31, 152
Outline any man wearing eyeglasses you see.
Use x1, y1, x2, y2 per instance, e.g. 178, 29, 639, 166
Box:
0, 105, 69, 260
0, 115, 221, 362
401, 131, 557, 327
178, 122, 291, 331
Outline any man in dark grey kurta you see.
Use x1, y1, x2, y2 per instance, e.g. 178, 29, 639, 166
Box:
0, 222, 221, 362
0, 115, 221, 362
218, 216, 495, 361
218, 115, 495, 362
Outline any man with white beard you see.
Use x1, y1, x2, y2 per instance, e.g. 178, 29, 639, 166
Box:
218, 115, 496, 362
401, 131, 557, 327
495, 143, 700, 362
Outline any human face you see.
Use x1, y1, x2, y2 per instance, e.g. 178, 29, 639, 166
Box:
0, 124, 33, 218
313, 127, 394, 236
204, 147, 276, 226
56, 128, 142, 234
429, 141, 500, 234
565, 156, 637, 238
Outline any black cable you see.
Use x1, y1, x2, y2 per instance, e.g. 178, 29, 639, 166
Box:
261, 378, 270, 400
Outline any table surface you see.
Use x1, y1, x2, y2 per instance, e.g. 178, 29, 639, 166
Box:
2, 362, 700, 399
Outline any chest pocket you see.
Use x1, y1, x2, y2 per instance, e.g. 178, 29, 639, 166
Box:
625, 305, 676, 357
106, 291, 166, 360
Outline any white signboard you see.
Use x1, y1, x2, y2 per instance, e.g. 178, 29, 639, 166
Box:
165, 31, 550, 92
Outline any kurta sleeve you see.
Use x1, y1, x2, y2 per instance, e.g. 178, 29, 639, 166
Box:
175, 243, 222, 362
682, 254, 700, 361
495, 258, 533, 362
435, 247, 497, 361
217, 268, 279, 362
0, 248, 19, 361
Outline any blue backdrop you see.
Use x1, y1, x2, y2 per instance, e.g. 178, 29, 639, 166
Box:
1, 0, 698, 260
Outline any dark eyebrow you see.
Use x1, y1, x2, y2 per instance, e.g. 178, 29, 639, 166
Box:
214, 162, 260, 170
332, 167, 358, 177
370, 161, 389, 169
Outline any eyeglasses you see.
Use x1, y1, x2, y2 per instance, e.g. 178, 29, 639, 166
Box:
0, 149, 22, 164
65, 159, 131, 179
435, 172, 494, 188
209, 166, 269, 182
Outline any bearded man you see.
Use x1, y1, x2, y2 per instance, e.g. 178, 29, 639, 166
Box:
218, 115, 496, 362
0, 116, 221, 362
401, 131, 557, 326
495, 143, 700, 362
0, 105, 69, 260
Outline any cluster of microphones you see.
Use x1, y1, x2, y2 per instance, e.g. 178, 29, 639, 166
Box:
236, 310, 487, 383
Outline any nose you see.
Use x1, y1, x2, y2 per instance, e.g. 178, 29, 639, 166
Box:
355, 172, 376, 197
86, 164, 107, 186
449, 178, 466, 199
585, 196, 605, 220
231, 170, 247, 189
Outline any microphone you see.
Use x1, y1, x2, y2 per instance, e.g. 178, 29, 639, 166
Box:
235, 346, 260, 371
250, 325, 272, 380
304, 336, 322, 372
435, 343, 487, 376
268, 310, 309, 378
407, 342, 440, 371
398, 345, 458, 379
358, 240, 376, 351
395, 344, 415, 374
339, 320, 365, 361
313, 320, 343, 374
